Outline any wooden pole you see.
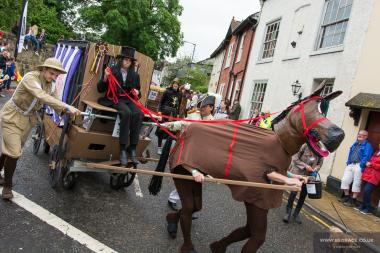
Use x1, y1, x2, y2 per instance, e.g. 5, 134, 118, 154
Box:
86, 163, 300, 191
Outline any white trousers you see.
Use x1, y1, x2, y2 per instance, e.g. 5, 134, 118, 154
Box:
168, 189, 180, 204
340, 163, 362, 193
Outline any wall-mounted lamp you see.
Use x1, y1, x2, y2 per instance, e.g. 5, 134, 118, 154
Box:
291, 80, 302, 101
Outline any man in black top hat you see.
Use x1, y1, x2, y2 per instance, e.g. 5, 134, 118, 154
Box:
97, 46, 143, 166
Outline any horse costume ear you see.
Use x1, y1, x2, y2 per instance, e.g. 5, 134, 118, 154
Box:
324, 90, 342, 101
311, 80, 327, 97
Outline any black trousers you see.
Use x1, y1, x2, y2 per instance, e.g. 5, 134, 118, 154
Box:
287, 184, 308, 210
155, 106, 177, 146
112, 99, 143, 146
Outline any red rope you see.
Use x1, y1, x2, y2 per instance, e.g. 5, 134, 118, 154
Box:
106, 68, 178, 140
294, 96, 326, 136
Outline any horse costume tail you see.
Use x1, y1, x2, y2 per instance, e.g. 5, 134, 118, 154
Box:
148, 137, 174, 195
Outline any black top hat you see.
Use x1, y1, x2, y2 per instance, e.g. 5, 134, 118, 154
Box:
118, 46, 136, 60
198, 95, 216, 108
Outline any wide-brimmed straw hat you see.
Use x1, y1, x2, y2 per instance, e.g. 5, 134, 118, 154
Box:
37, 58, 66, 74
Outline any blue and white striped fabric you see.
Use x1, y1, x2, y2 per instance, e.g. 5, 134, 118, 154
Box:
46, 43, 82, 125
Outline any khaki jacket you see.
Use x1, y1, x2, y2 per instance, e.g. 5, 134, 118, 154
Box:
0, 71, 68, 157
0, 70, 67, 128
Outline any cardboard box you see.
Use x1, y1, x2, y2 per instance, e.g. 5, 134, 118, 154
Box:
66, 125, 151, 161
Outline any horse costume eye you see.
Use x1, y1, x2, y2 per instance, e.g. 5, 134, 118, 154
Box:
318, 100, 329, 116
318, 103, 323, 114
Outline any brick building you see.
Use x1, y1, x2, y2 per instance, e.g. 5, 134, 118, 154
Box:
212, 14, 258, 103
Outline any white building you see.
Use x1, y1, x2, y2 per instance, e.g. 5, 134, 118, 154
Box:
208, 43, 225, 93
240, 0, 376, 181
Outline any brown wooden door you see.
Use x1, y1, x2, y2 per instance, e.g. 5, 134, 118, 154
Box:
367, 111, 380, 148
366, 111, 380, 207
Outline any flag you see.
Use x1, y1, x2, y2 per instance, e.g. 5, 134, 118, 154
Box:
14, 0, 28, 59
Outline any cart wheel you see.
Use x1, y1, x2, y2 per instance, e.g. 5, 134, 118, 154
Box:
109, 163, 137, 190
32, 123, 44, 155
62, 172, 75, 190
110, 173, 125, 190
123, 164, 137, 188
49, 145, 65, 188
43, 141, 50, 154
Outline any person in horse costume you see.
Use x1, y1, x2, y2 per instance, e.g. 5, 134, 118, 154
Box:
166, 82, 345, 253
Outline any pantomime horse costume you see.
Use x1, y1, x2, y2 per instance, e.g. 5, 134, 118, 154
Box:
166, 82, 345, 253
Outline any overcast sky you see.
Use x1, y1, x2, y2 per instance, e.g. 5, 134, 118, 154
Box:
175, 0, 261, 61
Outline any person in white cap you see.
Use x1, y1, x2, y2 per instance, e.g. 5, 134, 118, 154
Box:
0, 57, 81, 200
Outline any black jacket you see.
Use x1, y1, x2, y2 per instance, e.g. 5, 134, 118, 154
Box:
159, 87, 180, 114
97, 65, 141, 106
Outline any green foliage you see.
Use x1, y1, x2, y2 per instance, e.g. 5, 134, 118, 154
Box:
0, 0, 23, 31
162, 57, 211, 93
78, 0, 183, 61
0, 0, 183, 61
0, 0, 75, 43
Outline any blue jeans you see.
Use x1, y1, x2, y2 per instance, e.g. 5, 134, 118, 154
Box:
361, 181, 375, 211
24, 35, 40, 51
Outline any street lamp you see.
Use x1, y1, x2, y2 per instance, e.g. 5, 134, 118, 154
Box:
183, 40, 196, 62
291, 80, 302, 101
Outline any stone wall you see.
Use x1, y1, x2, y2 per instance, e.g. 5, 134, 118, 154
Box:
1, 31, 55, 75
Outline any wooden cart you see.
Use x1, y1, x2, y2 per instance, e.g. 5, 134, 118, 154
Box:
32, 40, 158, 190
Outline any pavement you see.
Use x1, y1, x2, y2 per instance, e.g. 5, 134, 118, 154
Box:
303, 190, 380, 252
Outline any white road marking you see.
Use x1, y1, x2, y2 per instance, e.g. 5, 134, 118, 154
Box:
133, 175, 143, 198
0, 187, 118, 253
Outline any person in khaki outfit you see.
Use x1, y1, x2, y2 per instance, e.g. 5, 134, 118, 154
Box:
0, 58, 81, 200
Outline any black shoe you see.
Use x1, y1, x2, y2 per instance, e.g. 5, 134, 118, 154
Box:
344, 198, 357, 207
338, 195, 350, 203
282, 209, 292, 223
168, 200, 178, 211
119, 150, 128, 167
192, 214, 199, 220
167, 222, 178, 239
127, 147, 139, 165
293, 212, 302, 224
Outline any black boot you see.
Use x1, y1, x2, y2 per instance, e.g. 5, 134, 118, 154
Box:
119, 150, 128, 167
2, 156, 18, 200
127, 146, 138, 165
292, 208, 302, 224
282, 207, 293, 223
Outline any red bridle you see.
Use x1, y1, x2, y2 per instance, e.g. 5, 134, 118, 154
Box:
293, 96, 327, 136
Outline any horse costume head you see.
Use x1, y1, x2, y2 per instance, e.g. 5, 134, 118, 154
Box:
273, 81, 345, 157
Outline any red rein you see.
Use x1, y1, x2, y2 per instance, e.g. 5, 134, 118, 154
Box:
293, 96, 327, 136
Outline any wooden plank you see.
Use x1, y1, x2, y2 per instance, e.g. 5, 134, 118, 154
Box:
86, 163, 300, 191
82, 100, 117, 113
96, 157, 159, 166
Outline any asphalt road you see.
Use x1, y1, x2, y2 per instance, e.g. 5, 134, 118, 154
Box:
0, 92, 340, 253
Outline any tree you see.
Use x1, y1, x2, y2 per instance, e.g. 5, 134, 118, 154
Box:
78, 0, 183, 61
0, 0, 76, 43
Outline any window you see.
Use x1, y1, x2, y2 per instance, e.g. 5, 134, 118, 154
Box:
250, 81, 267, 116
317, 0, 352, 49
236, 33, 246, 62
321, 82, 334, 96
231, 80, 241, 102
261, 20, 281, 59
314, 78, 335, 96
225, 43, 234, 68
